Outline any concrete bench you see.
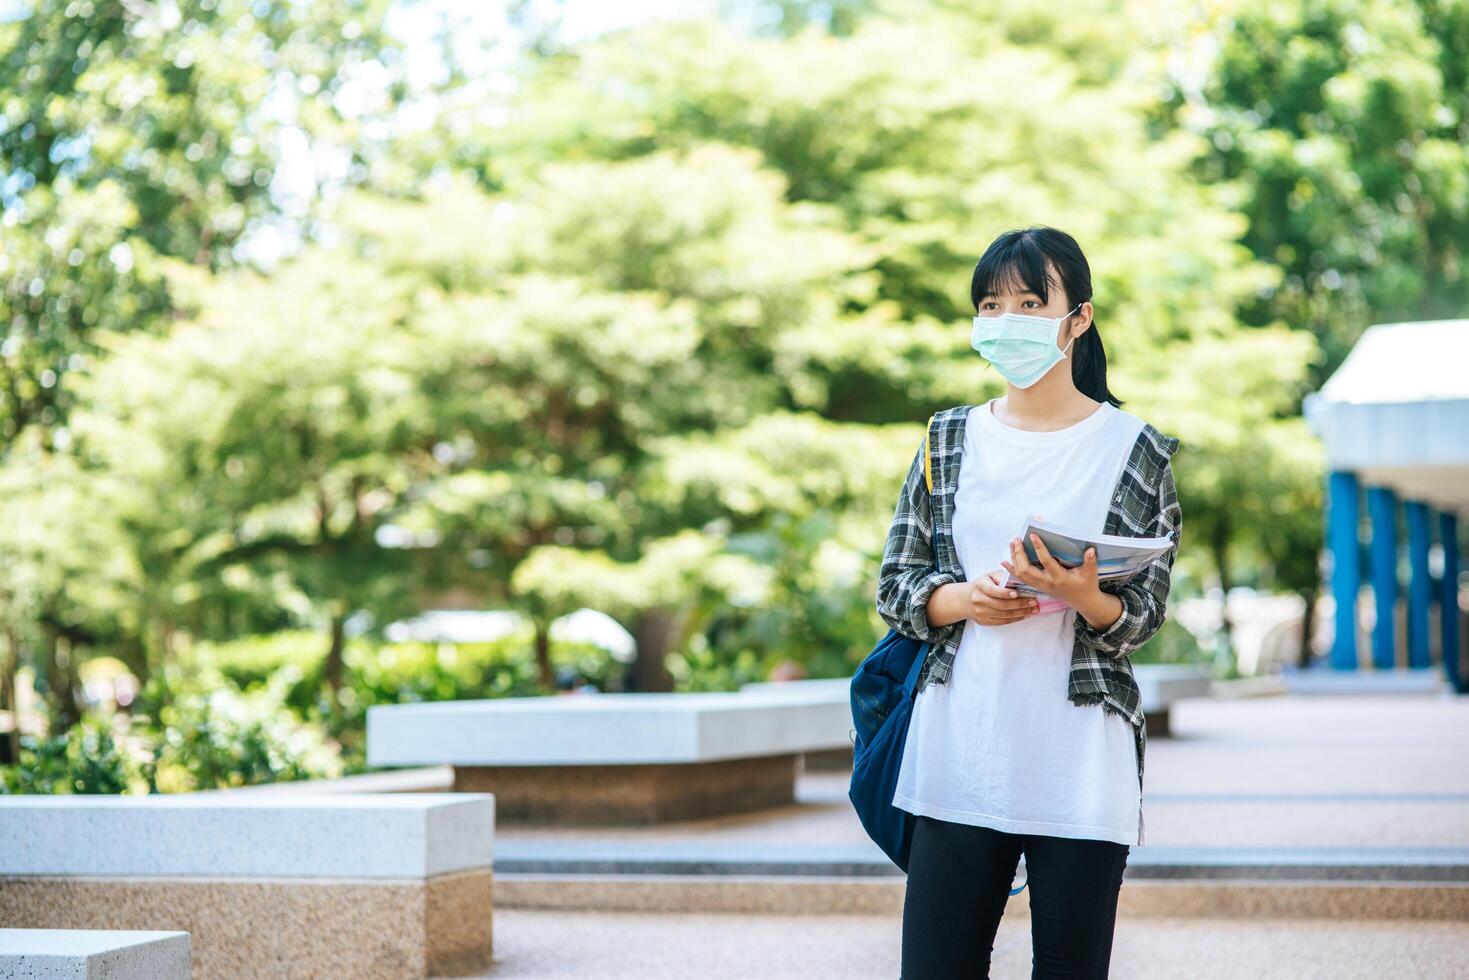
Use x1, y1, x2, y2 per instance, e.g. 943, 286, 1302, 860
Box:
367, 690, 851, 823
0, 929, 190, 979
0, 794, 494, 979
739, 677, 854, 770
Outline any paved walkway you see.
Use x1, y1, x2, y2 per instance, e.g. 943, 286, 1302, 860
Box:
496, 692, 1469, 851
470, 910, 1469, 978
470, 691, 1469, 977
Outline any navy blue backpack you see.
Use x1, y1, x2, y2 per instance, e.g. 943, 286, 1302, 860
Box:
847, 618, 932, 872
848, 414, 1025, 894
847, 413, 939, 873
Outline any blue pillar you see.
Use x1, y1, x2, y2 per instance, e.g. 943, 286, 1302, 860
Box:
1327, 471, 1361, 670
1441, 511, 1462, 693
1366, 486, 1398, 670
1405, 501, 1431, 670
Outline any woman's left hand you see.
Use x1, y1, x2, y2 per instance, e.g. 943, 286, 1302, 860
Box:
1000, 531, 1101, 608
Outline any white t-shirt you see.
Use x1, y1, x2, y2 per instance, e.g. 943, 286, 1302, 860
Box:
891, 397, 1145, 846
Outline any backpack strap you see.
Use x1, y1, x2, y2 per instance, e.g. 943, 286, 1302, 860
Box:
923, 412, 936, 494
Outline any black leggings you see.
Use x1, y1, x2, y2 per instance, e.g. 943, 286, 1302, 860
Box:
900, 814, 1129, 979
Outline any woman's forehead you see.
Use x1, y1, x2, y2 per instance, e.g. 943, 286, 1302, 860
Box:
979, 260, 1058, 300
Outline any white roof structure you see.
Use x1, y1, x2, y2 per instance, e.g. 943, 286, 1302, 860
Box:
1303, 318, 1469, 512
383, 609, 523, 645
383, 607, 636, 662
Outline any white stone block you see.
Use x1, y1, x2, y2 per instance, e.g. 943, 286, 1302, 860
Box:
1134, 664, 1213, 712
367, 690, 853, 767
0, 929, 190, 979
739, 677, 850, 696
0, 793, 493, 879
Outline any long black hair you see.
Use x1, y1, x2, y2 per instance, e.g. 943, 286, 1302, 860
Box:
969, 226, 1122, 409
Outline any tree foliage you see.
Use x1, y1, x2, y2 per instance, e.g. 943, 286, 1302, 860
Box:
0, 0, 402, 451
4, 0, 1450, 733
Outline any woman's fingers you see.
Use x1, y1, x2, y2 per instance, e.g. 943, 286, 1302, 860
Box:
1006, 537, 1042, 583
1028, 532, 1058, 572
972, 571, 1039, 622
1000, 553, 1036, 589
975, 573, 1033, 609
975, 572, 1019, 600
982, 608, 1033, 625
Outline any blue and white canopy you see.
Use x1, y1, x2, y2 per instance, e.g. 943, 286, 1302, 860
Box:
1303, 318, 1469, 514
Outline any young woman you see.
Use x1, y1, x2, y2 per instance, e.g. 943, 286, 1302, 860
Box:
875, 226, 1182, 979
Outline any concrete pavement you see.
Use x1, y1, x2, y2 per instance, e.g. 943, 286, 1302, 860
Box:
467, 690, 1469, 976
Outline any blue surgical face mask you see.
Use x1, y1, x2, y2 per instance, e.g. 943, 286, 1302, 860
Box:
970, 303, 1083, 388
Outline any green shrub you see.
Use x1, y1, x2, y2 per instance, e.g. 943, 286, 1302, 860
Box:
188, 631, 323, 693
0, 712, 138, 795
182, 627, 620, 773
128, 665, 343, 792
3, 626, 632, 790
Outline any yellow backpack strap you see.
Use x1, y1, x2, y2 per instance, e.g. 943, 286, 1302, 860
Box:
923, 412, 936, 494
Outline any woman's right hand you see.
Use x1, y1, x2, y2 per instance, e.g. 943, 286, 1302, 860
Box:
926, 570, 1041, 630
965, 569, 1040, 625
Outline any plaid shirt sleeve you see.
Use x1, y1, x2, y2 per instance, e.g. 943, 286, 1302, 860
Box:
1076, 457, 1182, 659
875, 435, 963, 642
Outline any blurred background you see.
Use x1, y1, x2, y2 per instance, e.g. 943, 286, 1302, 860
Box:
2, 0, 1466, 792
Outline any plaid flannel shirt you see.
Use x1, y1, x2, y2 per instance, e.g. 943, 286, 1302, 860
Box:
874, 404, 1181, 844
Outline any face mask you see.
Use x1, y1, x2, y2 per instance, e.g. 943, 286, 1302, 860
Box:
970, 303, 1083, 388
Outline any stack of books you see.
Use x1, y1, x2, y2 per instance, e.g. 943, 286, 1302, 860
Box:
1000, 514, 1177, 614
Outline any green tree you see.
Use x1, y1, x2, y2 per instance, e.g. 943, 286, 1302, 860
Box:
459, 4, 1321, 645
0, 0, 408, 728
1163, 0, 1469, 383
1139, 0, 1469, 655
336, 150, 898, 689
63, 251, 442, 697
0, 0, 401, 453
9, 0, 1363, 726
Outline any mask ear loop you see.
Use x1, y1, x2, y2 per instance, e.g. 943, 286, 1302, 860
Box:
975, 309, 994, 376
1058, 303, 1083, 358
